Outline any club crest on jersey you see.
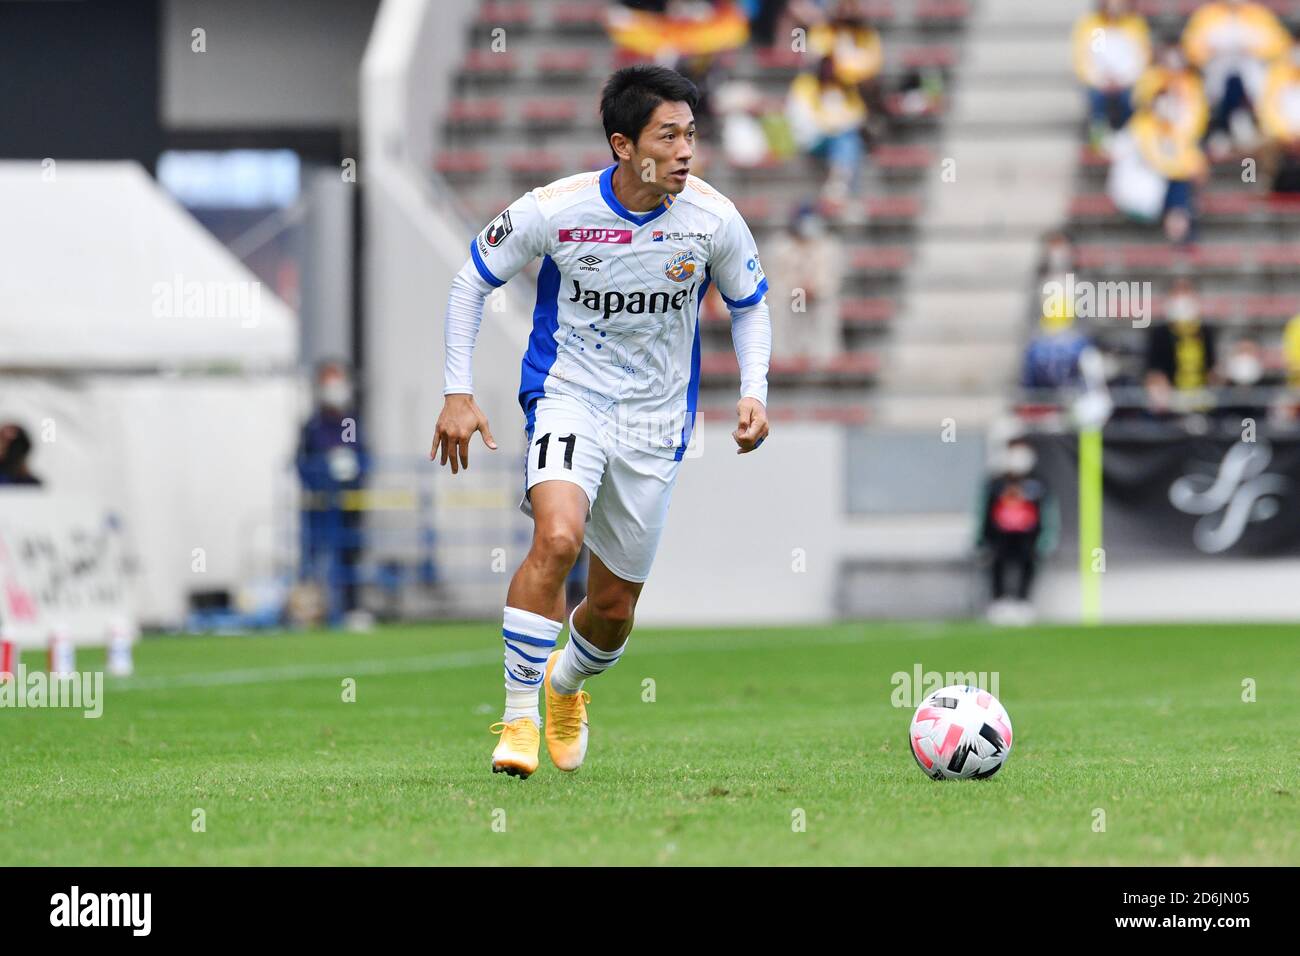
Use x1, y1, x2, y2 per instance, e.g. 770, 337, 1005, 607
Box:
663, 250, 696, 282
483, 210, 513, 248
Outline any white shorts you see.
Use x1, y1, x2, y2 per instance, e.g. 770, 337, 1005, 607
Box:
519, 395, 681, 583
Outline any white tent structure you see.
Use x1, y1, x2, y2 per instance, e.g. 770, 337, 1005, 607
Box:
0, 161, 301, 629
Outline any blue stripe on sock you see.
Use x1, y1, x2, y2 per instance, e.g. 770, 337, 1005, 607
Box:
504, 666, 544, 686
504, 640, 549, 664
503, 628, 558, 648
569, 637, 622, 666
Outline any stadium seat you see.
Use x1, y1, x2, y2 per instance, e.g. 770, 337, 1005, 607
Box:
840, 297, 897, 325
536, 49, 594, 75
521, 98, 580, 126
476, 2, 532, 28
463, 49, 520, 75
447, 99, 506, 126
435, 151, 490, 175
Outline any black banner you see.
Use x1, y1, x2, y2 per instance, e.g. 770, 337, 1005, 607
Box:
1031, 433, 1300, 559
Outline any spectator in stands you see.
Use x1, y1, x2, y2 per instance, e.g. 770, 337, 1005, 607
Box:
297, 360, 371, 630
977, 438, 1058, 626
787, 55, 869, 205
1108, 87, 1209, 242
0, 423, 40, 486
1181, 0, 1290, 156
1022, 296, 1094, 393
1283, 311, 1300, 386
765, 204, 844, 361
1037, 230, 1076, 280
804, 1, 884, 92
1072, 0, 1152, 149
1145, 278, 1220, 412
1258, 43, 1300, 192
1134, 43, 1210, 143
1216, 337, 1269, 424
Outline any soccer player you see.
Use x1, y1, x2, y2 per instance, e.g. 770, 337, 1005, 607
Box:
431, 66, 771, 778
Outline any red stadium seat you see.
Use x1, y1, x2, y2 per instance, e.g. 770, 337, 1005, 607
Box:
537, 49, 594, 74
840, 298, 896, 324
507, 151, 563, 175
552, 2, 607, 28
916, 0, 971, 21
864, 195, 922, 219
477, 2, 533, 27
899, 45, 956, 69
447, 99, 506, 125
436, 151, 490, 175
872, 144, 935, 169
463, 50, 519, 74
521, 98, 580, 125
849, 246, 911, 271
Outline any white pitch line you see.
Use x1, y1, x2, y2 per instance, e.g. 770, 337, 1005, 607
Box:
107, 625, 947, 693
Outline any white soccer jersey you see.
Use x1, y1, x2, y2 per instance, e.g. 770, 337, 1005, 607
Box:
467, 165, 769, 460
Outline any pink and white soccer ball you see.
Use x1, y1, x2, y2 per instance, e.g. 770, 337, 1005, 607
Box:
909, 685, 1013, 780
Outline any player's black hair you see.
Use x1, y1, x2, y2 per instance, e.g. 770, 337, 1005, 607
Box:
600, 65, 699, 160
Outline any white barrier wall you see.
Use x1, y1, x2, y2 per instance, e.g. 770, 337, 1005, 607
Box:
0, 375, 299, 626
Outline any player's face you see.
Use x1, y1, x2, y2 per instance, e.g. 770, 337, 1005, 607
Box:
632, 100, 695, 196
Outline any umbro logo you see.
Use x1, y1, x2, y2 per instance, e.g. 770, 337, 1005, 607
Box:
578, 255, 602, 266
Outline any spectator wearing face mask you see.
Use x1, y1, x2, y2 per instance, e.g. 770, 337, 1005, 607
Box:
1258, 44, 1300, 192
1073, 0, 1152, 149
1037, 230, 1076, 280
1181, 0, 1290, 155
1108, 87, 1209, 243
1145, 279, 1220, 414
297, 361, 371, 628
1215, 338, 1269, 424
764, 204, 844, 362
976, 439, 1058, 626
1134, 44, 1210, 143
0, 423, 40, 487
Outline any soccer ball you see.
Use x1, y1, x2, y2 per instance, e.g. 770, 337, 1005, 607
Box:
909, 685, 1013, 780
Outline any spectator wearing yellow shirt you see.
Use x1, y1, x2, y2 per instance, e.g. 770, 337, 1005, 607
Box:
1258, 45, 1300, 191
1134, 45, 1210, 142
806, 2, 884, 88
1072, 0, 1152, 148
787, 56, 868, 204
1181, 0, 1290, 150
1282, 313, 1300, 387
1145, 278, 1220, 414
1109, 89, 1210, 242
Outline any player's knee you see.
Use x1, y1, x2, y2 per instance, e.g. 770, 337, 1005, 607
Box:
532, 523, 583, 570
588, 587, 637, 628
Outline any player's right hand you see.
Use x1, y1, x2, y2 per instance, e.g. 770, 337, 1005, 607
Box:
431, 393, 497, 474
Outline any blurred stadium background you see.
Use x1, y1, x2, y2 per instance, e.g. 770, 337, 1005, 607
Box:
5, 0, 1300, 667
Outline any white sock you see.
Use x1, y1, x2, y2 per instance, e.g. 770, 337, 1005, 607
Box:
550, 606, 625, 696
501, 606, 561, 724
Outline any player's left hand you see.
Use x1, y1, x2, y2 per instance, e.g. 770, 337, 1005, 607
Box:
732, 397, 768, 454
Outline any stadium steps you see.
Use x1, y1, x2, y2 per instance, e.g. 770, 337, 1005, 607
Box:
871, 0, 1081, 420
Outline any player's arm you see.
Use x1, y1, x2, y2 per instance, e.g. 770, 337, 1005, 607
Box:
712, 208, 771, 454
431, 193, 546, 473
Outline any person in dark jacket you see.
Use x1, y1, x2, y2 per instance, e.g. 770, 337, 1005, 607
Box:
297, 362, 370, 627
977, 439, 1058, 625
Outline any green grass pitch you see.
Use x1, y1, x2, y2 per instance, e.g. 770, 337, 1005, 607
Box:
2, 622, 1295, 865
